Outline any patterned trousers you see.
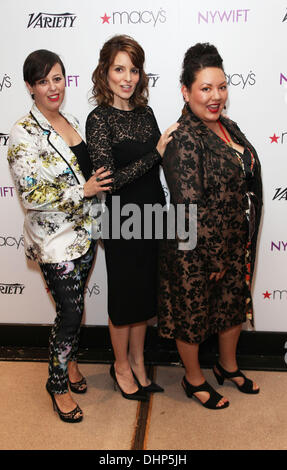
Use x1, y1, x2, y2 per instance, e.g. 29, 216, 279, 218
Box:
40, 241, 96, 394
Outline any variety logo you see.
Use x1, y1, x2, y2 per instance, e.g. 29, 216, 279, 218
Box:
198, 9, 250, 24
283, 10, 287, 22
27, 12, 77, 28
0, 186, 15, 197
0, 235, 24, 250
0, 283, 25, 294
271, 241, 287, 251
0, 133, 9, 146
263, 290, 287, 300
0, 74, 11, 92
225, 71, 255, 89
100, 9, 166, 27
65, 75, 80, 87
272, 188, 287, 200
147, 73, 160, 88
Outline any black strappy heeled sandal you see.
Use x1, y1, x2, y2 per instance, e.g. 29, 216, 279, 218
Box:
213, 361, 260, 394
46, 383, 83, 423
181, 376, 229, 410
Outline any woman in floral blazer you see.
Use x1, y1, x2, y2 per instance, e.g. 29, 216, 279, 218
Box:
8, 50, 112, 423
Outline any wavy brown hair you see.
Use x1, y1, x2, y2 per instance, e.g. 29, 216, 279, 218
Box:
91, 35, 149, 108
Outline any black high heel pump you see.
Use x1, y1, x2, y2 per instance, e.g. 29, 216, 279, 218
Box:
132, 369, 164, 393
110, 364, 148, 402
213, 361, 260, 394
46, 383, 83, 423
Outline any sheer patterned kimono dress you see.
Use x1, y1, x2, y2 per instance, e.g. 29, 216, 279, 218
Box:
158, 106, 262, 344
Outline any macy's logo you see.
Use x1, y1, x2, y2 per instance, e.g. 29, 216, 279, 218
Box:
100, 9, 166, 27
263, 290, 287, 300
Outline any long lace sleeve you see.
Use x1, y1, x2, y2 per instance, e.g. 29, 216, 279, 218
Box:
164, 131, 229, 273
85, 107, 161, 192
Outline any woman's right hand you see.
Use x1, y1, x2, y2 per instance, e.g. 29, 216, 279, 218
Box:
156, 122, 179, 157
84, 166, 113, 197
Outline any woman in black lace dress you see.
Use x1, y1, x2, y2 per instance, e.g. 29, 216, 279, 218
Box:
86, 35, 177, 400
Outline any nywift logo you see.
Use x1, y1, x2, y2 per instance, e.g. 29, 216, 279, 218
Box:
65, 75, 80, 87
27, 12, 77, 28
0, 187, 15, 197
198, 9, 250, 24
271, 241, 287, 251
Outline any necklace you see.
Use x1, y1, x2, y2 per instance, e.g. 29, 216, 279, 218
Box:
217, 120, 255, 174
217, 120, 232, 146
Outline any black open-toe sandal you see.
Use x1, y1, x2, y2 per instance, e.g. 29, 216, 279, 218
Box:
46, 383, 83, 423
213, 361, 260, 394
181, 376, 229, 410
69, 376, 87, 394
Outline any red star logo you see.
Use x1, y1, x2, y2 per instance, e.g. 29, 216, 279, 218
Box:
263, 290, 272, 299
269, 133, 280, 143
101, 13, 111, 24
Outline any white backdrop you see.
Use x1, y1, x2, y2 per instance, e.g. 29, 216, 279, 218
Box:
1, 0, 286, 331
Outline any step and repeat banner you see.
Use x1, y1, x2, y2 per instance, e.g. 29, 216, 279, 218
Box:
1, 0, 286, 331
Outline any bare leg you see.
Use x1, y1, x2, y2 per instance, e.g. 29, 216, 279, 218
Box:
128, 321, 150, 387
216, 324, 259, 391
108, 318, 138, 394
53, 391, 82, 418
68, 361, 84, 383
176, 338, 228, 407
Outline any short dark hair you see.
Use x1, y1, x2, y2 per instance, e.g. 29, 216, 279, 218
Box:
91, 35, 148, 108
180, 43, 224, 89
23, 49, 65, 86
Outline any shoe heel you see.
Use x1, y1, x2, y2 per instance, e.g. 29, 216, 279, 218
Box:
181, 377, 193, 399
109, 364, 148, 402
213, 369, 224, 386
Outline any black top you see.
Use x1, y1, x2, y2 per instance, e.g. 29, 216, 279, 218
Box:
85, 105, 162, 193
70, 140, 92, 181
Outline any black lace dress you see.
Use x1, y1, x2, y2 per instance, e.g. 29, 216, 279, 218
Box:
86, 105, 165, 325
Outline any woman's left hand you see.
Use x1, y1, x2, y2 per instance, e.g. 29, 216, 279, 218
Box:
156, 122, 179, 157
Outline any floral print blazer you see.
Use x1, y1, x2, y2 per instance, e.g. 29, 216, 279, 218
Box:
8, 104, 99, 263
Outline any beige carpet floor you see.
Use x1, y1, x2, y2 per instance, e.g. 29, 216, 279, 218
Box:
0, 362, 286, 450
